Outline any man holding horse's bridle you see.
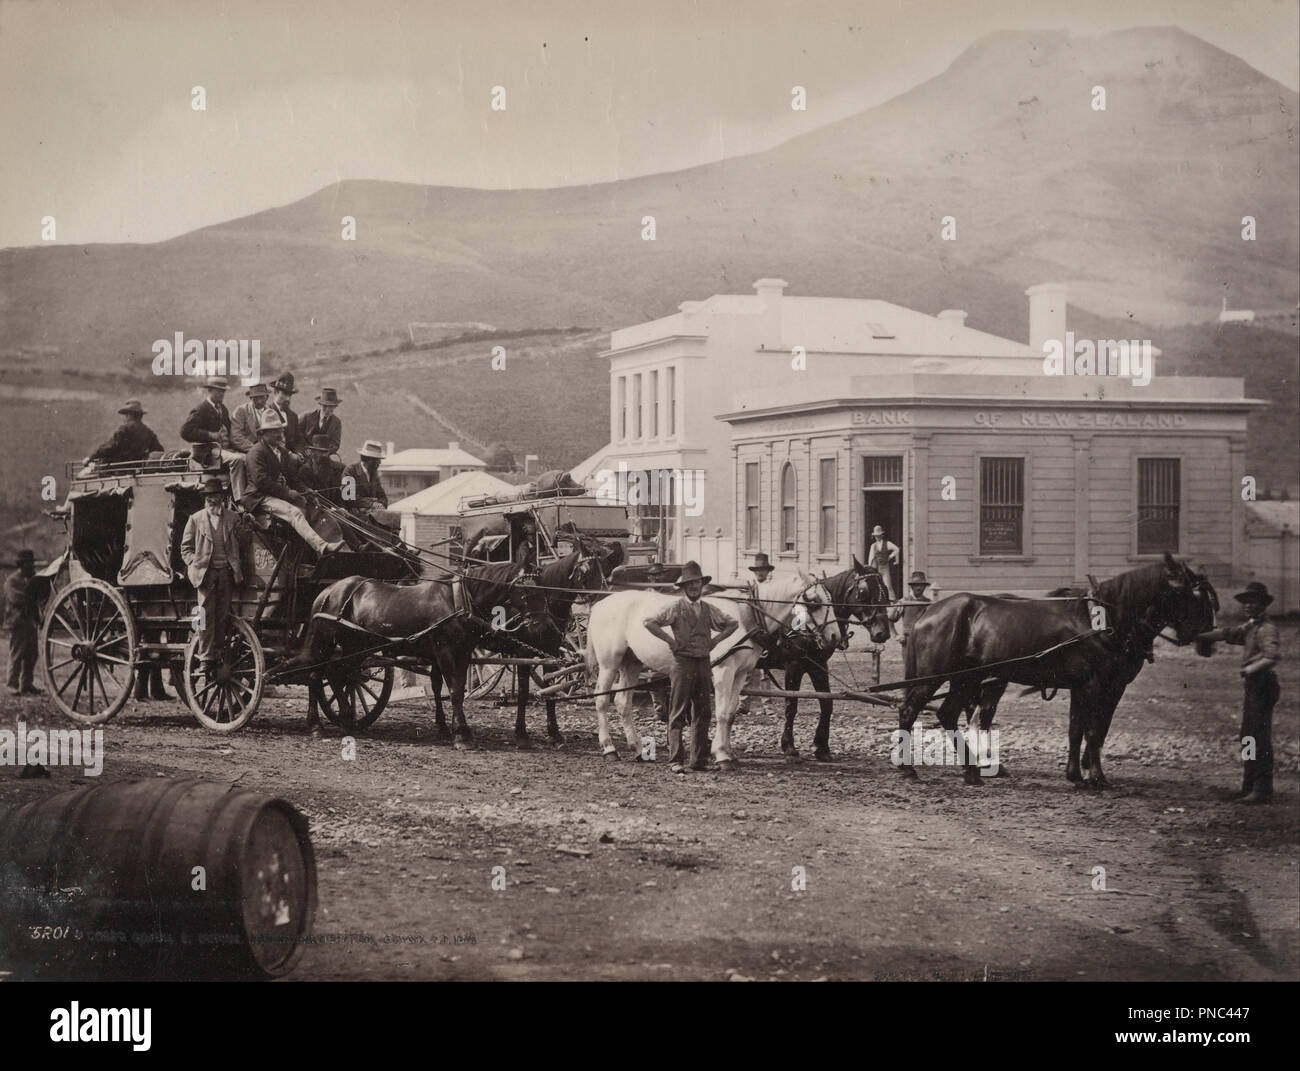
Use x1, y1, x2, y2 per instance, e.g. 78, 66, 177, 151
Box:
1197, 581, 1280, 806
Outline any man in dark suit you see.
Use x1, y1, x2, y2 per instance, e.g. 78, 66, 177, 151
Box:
240, 410, 344, 556
299, 387, 342, 454
180, 377, 235, 450
180, 477, 244, 669
4, 549, 42, 696
300, 435, 345, 503
87, 400, 165, 464
269, 373, 302, 455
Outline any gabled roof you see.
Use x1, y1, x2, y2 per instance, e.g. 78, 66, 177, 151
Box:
390, 470, 516, 515
384, 446, 486, 471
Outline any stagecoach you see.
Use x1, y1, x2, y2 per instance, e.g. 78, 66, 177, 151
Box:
39, 453, 420, 732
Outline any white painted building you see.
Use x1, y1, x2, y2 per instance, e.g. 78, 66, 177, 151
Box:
381, 441, 487, 499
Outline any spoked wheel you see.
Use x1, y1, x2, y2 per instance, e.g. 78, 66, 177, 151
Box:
182, 617, 265, 733
40, 578, 137, 724
310, 661, 394, 732
439, 647, 509, 701
540, 612, 589, 699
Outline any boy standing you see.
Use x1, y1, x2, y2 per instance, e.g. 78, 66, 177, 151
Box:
1198, 581, 1280, 805
643, 561, 738, 774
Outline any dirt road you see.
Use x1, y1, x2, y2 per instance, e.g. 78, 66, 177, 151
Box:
2, 630, 1296, 981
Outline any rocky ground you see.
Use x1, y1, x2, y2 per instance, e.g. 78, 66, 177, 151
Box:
2, 627, 1297, 981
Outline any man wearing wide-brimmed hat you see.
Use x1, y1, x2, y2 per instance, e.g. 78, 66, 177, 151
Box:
866, 525, 900, 600
889, 570, 932, 645
1197, 581, 1281, 805
180, 477, 244, 672
748, 551, 775, 583
643, 561, 739, 774
269, 373, 302, 454
230, 382, 272, 454
300, 386, 342, 455
4, 549, 43, 696
240, 409, 343, 556
87, 399, 165, 465
344, 440, 389, 513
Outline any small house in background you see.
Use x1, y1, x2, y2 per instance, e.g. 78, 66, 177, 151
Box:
381, 441, 487, 499
390, 470, 518, 549
1218, 297, 1255, 324
1244, 500, 1299, 614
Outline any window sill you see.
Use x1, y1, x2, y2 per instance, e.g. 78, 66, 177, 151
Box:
777, 551, 798, 559
815, 553, 839, 561
968, 555, 1036, 564
1128, 553, 1175, 563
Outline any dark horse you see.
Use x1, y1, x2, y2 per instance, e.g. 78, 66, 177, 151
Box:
899, 553, 1217, 786
758, 558, 893, 760
282, 559, 529, 747
430, 539, 622, 747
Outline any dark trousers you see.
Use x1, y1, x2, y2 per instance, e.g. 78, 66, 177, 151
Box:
1241, 670, 1278, 797
195, 567, 235, 663
667, 655, 713, 768
6, 620, 37, 690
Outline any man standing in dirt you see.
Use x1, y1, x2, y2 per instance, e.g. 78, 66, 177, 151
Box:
4, 549, 42, 696
643, 561, 738, 775
1197, 581, 1280, 805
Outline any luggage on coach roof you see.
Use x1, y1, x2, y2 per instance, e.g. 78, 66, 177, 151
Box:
0, 777, 316, 980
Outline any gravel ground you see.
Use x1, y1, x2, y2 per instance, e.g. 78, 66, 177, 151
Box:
2, 626, 1297, 981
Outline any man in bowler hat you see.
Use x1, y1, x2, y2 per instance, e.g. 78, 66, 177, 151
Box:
1198, 581, 1281, 805
643, 561, 739, 773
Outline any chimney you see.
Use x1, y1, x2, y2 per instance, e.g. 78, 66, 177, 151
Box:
753, 278, 788, 350
524, 453, 540, 476
937, 309, 968, 328
1026, 283, 1067, 354
448, 441, 459, 451
385, 441, 395, 457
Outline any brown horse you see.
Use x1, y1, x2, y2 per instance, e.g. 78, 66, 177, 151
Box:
898, 553, 1217, 786
761, 560, 893, 760
282, 559, 528, 747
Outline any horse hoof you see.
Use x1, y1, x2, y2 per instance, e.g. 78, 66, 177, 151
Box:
898, 766, 919, 781
602, 749, 619, 762
514, 735, 534, 750
716, 759, 738, 773
1065, 768, 1082, 783
783, 750, 802, 762
963, 770, 984, 786
453, 737, 476, 751
548, 734, 566, 748
814, 748, 834, 762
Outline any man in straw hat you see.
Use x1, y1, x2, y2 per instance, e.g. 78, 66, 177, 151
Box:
345, 440, 389, 513
643, 561, 739, 774
4, 549, 42, 696
300, 386, 343, 455
866, 525, 900, 600
240, 409, 344, 556
1197, 581, 1281, 805
230, 381, 272, 454
180, 477, 244, 672
87, 399, 164, 465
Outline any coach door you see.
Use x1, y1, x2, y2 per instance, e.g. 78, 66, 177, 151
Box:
862, 456, 904, 597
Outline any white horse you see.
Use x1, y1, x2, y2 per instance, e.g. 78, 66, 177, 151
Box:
584, 570, 840, 768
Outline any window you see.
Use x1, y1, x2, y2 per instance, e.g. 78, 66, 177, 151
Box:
666, 366, 676, 436
617, 377, 627, 440
649, 370, 659, 437
818, 457, 837, 553
780, 463, 797, 552
744, 462, 760, 549
632, 375, 642, 438
1137, 458, 1180, 554
863, 456, 903, 486
979, 457, 1024, 555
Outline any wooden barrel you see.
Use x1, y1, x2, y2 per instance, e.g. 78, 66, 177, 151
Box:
0, 778, 316, 980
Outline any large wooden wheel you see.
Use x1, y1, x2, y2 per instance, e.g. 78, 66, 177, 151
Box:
40, 578, 137, 725
182, 616, 265, 732
311, 661, 394, 731
536, 611, 589, 699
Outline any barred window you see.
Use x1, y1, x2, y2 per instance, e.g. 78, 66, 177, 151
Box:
979, 457, 1024, 555
1137, 458, 1180, 554
818, 458, 836, 553
780, 463, 797, 552
632, 375, 642, 438
744, 463, 760, 549
666, 366, 676, 435
617, 377, 627, 440
649, 370, 659, 438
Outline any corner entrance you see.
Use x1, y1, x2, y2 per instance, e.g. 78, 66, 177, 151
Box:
862, 455, 905, 599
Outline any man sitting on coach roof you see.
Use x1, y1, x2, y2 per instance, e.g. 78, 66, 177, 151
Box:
180, 376, 236, 451
229, 381, 271, 454
85, 399, 165, 466
239, 409, 344, 556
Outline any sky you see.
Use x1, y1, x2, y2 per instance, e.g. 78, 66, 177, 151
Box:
1, 0, 1297, 249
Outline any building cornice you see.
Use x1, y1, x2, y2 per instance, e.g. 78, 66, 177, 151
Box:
717, 395, 1268, 423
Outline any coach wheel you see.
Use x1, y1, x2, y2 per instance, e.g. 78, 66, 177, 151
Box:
311, 661, 394, 731
40, 578, 137, 725
532, 615, 588, 699
182, 617, 265, 733
438, 647, 509, 701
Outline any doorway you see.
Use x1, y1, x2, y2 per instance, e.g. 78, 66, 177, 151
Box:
863, 487, 904, 599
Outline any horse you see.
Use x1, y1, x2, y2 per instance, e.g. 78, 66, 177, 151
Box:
428, 538, 622, 747
897, 553, 1218, 786
584, 569, 841, 769
761, 558, 893, 761
281, 558, 529, 747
